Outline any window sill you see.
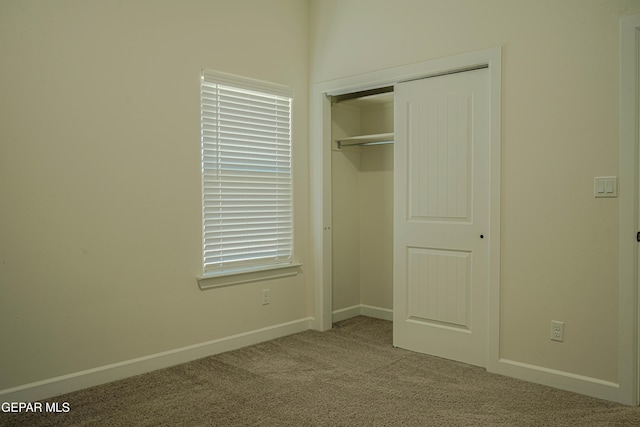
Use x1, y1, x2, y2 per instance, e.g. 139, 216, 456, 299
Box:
197, 262, 303, 290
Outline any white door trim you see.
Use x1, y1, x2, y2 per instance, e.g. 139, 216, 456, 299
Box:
309, 48, 502, 370
620, 13, 640, 406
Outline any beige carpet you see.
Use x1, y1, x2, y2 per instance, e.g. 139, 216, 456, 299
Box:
2, 316, 639, 426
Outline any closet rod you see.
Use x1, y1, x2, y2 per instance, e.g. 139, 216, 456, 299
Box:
335, 132, 394, 149
336, 140, 394, 149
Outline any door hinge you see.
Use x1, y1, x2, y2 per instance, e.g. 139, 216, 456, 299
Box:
637, 231, 640, 242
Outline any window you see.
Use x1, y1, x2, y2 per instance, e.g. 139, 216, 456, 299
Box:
200, 70, 295, 284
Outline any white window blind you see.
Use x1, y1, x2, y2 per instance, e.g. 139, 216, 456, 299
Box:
200, 70, 293, 276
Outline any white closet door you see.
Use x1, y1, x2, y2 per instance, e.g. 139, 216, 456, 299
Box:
393, 68, 490, 367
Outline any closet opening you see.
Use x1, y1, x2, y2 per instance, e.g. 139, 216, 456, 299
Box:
330, 87, 395, 324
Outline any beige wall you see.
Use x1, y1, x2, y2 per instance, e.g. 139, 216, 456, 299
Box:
358, 102, 393, 309
0, 0, 310, 389
311, 0, 640, 383
331, 99, 394, 313
359, 144, 393, 309
331, 103, 361, 310
331, 147, 361, 310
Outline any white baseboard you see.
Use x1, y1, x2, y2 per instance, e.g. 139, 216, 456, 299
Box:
0, 317, 314, 403
492, 358, 621, 403
332, 304, 393, 323
361, 305, 393, 321
332, 305, 362, 322
7, 314, 621, 405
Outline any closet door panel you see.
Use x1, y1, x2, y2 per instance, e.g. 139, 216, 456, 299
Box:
408, 94, 471, 222
393, 68, 490, 368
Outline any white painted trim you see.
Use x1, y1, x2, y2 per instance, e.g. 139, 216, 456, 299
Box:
497, 359, 620, 403
0, 317, 313, 403
619, 12, 640, 406
332, 305, 363, 323
332, 305, 394, 323
311, 47, 502, 363
360, 305, 394, 321
198, 263, 303, 290
485, 50, 503, 377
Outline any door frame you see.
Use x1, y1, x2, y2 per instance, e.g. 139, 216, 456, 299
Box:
309, 48, 502, 369
619, 13, 640, 406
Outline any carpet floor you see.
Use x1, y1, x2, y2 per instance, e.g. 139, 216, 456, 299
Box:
2, 316, 640, 426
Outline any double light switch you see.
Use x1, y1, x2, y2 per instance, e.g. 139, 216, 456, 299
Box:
594, 176, 617, 198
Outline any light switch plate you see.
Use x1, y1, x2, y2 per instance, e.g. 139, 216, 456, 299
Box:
594, 176, 617, 198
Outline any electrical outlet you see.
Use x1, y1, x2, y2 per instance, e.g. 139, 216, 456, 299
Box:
551, 320, 564, 342
262, 289, 271, 305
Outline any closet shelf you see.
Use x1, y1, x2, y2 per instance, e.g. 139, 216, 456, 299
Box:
336, 132, 394, 148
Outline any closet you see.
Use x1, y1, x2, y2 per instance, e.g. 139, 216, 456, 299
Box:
330, 88, 394, 321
